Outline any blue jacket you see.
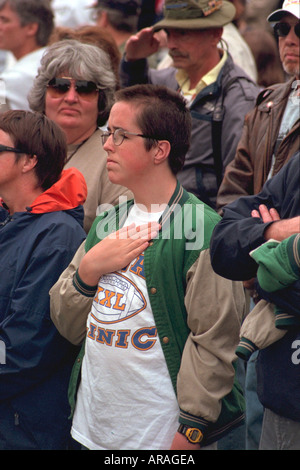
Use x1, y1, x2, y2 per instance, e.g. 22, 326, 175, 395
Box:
0, 168, 87, 449
210, 152, 300, 421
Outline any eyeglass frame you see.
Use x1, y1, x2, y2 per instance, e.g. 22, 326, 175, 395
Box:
273, 21, 300, 39
46, 77, 101, 99
0, 144, 24, 154
101, 128, 158, 146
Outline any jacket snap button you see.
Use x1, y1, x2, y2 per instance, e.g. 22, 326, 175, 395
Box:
162, 337, 169, 344
150, 287, 157, 294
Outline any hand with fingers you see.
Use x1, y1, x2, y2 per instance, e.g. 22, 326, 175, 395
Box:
125, 27, 160, 61
78, 222, 160, 286
251, 204, 280, 222
251, 204, 300, 242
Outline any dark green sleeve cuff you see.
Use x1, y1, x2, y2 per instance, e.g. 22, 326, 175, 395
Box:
179, 409, 210, 435
73, 269, 98, 297
235, 337, 258, 361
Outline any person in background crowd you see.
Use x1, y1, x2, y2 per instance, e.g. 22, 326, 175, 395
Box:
50, 84, 246, 451
120, 0, 259, 209
28, 39, 132, 233
0, 0, 54, 111
240, 0, 283, 33
157, 0, 258, 83
220, 0, 257, 82
0, 110, 87, 450
210, 151, 300, 450
242, 28, 285, 88
215, 0, 299, 450
90, 0, 141, 54
51, 0, 93, 28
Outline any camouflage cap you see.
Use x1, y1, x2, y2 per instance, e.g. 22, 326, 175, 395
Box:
152, 0, 235, 31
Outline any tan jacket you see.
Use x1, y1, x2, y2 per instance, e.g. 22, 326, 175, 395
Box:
65, 129, 132, 233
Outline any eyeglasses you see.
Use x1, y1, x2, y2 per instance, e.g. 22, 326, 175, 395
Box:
47, 77, 100, 100
101, 128, 156, 146
0, 144, 23, 154
274, 22, 300, 39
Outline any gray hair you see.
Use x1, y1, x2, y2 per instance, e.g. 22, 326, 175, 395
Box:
0, 0, 54, 46
28, 39, 117, 127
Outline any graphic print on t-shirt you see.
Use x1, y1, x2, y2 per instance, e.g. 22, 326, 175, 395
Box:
91, 255, 147, 324
86, 252, 160, 352
71, 206, 179, 451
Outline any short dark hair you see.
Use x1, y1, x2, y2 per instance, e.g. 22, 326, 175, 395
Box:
0, 0, 54, 46
0, 110, 67, 191
114, 84, 191, 174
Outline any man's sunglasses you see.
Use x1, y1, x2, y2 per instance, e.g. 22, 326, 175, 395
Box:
0, 144, 23, 154
47, 77, 100, 100
274, 22, 300, 39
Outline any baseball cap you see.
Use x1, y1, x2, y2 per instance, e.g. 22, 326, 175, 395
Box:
268, 0, 300, 22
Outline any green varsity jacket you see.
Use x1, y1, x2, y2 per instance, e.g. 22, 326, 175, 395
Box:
64, 182, 245, 446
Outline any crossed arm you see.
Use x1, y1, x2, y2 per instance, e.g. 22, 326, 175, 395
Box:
252, 204, 300, 241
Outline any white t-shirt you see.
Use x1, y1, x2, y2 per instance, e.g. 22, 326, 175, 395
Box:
51, 0, 93, 28
71, 204, 179, 450
0, 48, 45, 111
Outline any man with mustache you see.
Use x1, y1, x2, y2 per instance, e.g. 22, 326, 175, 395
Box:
120, 0, 259, 209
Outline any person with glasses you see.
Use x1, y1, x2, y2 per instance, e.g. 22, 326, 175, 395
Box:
50, 84, 246, 450
215, 0, 300, 450
0, 110, 87, 449
28, 39, 132, 233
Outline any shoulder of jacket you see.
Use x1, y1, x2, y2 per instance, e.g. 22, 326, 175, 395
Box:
221, 58, 259, 97
256, 86, 278, 105
255, 80, 294, 106
151, 66, 178, 89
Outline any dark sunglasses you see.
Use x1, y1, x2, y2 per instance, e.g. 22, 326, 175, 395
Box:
274, 22, 300, 39
47, 77, 100, 100
0, 144, 23, 154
